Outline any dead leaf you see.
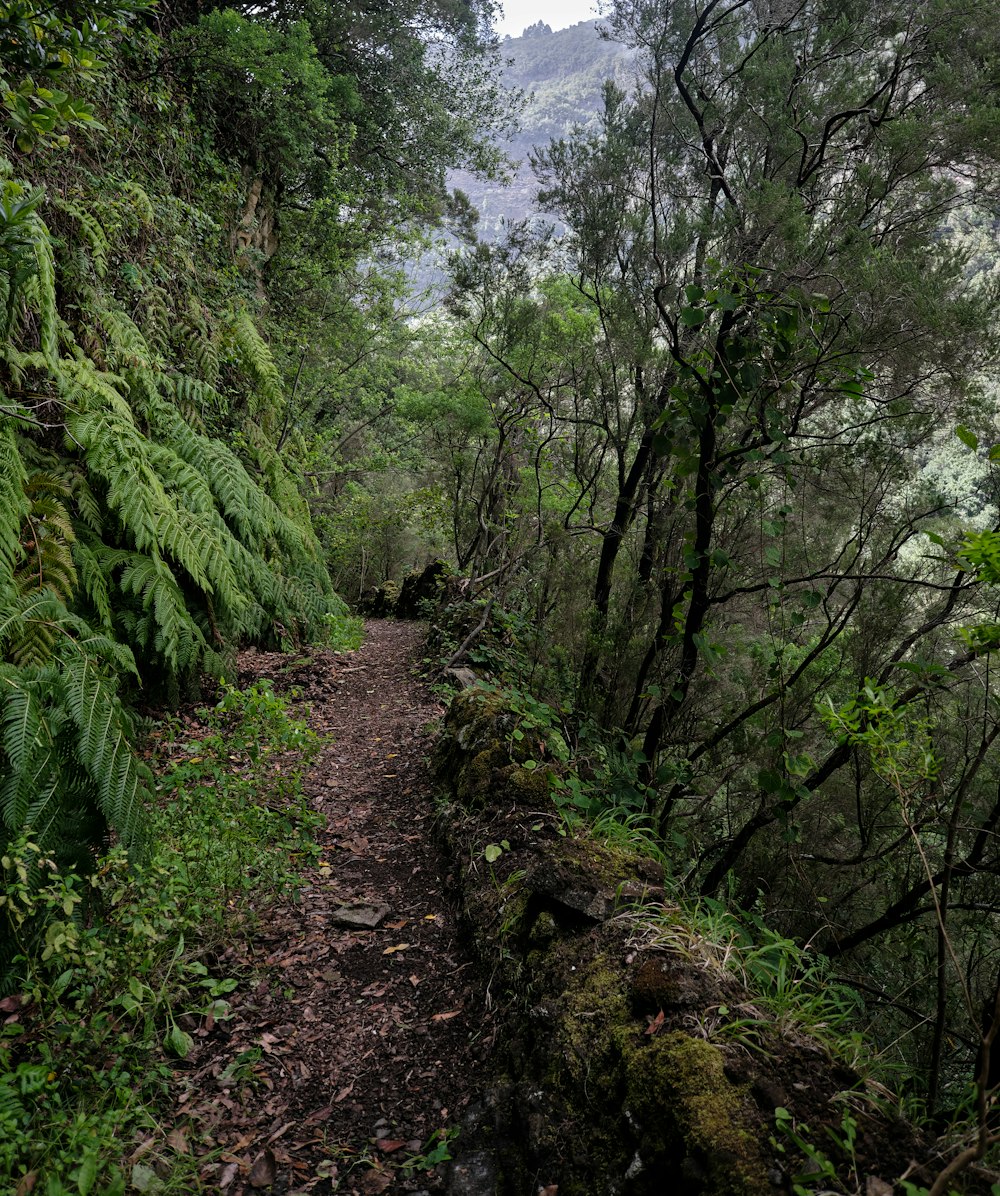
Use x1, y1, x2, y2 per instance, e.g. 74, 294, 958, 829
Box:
409, 974, 421, 987
334, 1084, 354, 1103
128, 1138, 157, 1164
217, 1162, 240, 1190
431, 1010, 461, 1022
382, 943, 410, 955
166, 1127, 189, 1154
304, 1103, 334, 1123
15, 1172, 37, 1195
248, 1147, 276, 1189
645, 1009, 665, 1037
376, 1139, 406, 1154
866, 1181, 893, 1196
0, 995, 21, 1013
539, 1186, 559, 1196
384, 919, 408, 930
358, 1169, 392, 1194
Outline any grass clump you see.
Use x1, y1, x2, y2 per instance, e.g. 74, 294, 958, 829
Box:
0, 681, 322, 1195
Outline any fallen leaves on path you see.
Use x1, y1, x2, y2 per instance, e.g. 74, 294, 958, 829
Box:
160, 622, 491, 1195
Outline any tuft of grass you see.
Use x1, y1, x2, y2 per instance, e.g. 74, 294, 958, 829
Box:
622, 897, 866, 1066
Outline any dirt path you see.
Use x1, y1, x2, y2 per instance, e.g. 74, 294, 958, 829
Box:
181, 622, 495, 1195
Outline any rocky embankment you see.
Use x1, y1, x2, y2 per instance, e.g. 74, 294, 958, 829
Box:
432, 688, 934, 1196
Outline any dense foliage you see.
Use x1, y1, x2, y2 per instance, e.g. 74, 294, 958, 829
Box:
0, 0, 507, 954
327, 1, 1000, 1129
9, 0, 1000, 1185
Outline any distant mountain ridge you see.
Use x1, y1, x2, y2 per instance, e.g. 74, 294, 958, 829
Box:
450, 19, 636, 237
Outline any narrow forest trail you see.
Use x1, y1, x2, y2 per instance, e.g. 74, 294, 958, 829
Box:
175, 622, 497, 1196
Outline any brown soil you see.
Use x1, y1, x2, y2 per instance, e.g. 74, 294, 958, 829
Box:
176, 620, 492, 1195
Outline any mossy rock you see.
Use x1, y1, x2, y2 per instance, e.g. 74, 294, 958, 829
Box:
493, 947, 770, 1196
435, 688, 543, 809
621, 1031, 770, 1195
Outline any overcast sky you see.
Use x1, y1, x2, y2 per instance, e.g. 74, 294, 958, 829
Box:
494, 0, 600, 38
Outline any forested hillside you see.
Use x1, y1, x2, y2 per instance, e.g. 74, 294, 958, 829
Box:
449, 19, 636, 234
8, 0, 1000, 1191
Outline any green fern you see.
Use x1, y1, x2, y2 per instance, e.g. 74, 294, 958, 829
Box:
0, 422, 28, 582
179, 298, 220, 385
49, 195, 110, 279
61, 647, 148, 848
117, 552, 207, 671
21, 207, 59, 368
15, 473, 78, 605
72, 537, 115, 628
101, 307, 158, 371
229, 307, 283, 428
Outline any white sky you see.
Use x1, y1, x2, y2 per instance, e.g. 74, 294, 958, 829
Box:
494, 0, 600, 38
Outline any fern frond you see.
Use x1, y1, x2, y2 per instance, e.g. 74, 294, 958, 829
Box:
141, 284, 172, 356
101, 307, 157, 371
146, 441, 215, 515
167, 374, 217, 428
229, 308, 283, 427
178, 298, 220, 385
67, 406, 166, 553
72, 538, 114, 628
18, 474, 77, 604
118, 552, 206, 671
60, 356, 134, 422
49, 195, 110, 279
0, 421, 28, 583
115, 178, 155, 226
21, 209, 59, 367
0, 588, 66, 668
61, 650, 150, 848
0, 677, 41, 784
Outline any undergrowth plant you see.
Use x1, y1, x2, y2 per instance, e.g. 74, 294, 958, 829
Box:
0, 682, 322, 1194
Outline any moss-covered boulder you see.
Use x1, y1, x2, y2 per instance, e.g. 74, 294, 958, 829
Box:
434, 687, 549, 809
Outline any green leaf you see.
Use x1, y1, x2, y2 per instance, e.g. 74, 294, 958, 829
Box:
758, 768, 783, 793
956, 425, 978, 451
484, 843, 503, 863
74, 1151, 98, 1196
164, 1025, 193, 1059
680, 306, 707, 327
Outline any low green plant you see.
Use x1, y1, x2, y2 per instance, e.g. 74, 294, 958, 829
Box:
0, 681, 322, 1193
770, 1106, 847, 1194
630, 897, 864, 1061
400, 1127, 459, 1175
